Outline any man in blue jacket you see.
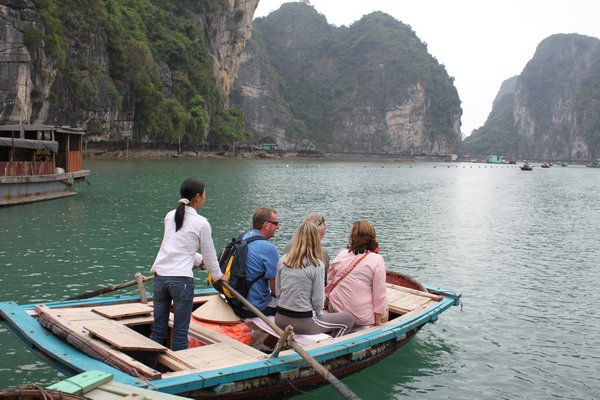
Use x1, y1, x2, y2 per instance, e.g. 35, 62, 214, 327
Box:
240, 207, 280, 318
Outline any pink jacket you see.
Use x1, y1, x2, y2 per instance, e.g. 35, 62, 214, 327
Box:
327, 249, 388, 326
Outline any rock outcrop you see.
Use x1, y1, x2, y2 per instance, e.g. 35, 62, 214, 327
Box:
515, 34, 600, 160
232, 3, 462, 155
466, 34, 600, 160
0, 0, 258, 145
196, 0, 259, 100
0, 1, 39, 124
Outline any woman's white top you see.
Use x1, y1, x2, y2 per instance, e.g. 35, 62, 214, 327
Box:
151, 206, 222, 280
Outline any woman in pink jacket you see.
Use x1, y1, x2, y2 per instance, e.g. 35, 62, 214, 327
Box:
327, 220, 388, 326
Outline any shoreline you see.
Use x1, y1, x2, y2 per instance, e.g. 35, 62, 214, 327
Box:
83, 147, 449, 162
84, 148, 294, 160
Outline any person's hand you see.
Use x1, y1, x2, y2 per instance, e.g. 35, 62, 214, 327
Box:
219, 274, 230, 283
374, 313, 382, 326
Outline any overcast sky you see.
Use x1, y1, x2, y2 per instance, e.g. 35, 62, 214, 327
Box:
254, 0, 600, 137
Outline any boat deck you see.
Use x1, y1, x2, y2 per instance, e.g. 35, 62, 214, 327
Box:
0, 279, 461, 399
29, 284, 442, 380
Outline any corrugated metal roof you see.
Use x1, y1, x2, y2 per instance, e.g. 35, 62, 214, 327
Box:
0, 137, 59, 152
0, 125, 86, 135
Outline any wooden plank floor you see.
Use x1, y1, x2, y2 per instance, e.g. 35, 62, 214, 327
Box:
35, 305, 161, 379
92, 303, 153, 319
38, 302, 267, 377
84, 319, 166, 352
386, 284, 441, 314
161, 343, 262, 373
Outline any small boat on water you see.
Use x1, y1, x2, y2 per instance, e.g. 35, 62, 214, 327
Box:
0, 125, 90, 206
0, 272, 460, 399
541, 162, 551, 168
520, 162, 533, 171
586, 159, 600, 168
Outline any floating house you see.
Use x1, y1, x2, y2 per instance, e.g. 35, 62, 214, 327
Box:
486, 155, 504, 164
0, 125, 90, 205
262, 143, 278, 152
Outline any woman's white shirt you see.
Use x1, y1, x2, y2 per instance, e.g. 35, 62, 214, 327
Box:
151, 206, 222, 280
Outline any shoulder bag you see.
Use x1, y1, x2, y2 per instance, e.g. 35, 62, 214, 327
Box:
324, 251, 370, 310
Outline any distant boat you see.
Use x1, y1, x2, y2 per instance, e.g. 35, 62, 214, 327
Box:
541, 163, 551, 168
0, 125, 90, 205
561, 162, 568, 167
586, 159, 600, 168
521, 162, 533, 171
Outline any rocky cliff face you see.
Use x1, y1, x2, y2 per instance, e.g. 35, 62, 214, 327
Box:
465, 34, 600, 160
0, 1, 39, 125
461, 76, 519, 158
515, 34, 600, 160
0, 0, 258, 143
197, 0, 259, 101
230, 38, 299, 149
232, 3, 462, 155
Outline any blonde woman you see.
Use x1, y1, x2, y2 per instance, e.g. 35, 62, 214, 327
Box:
275, 222, 354, 337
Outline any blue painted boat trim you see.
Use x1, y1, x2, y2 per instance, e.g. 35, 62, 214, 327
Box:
0, 284, 460, 394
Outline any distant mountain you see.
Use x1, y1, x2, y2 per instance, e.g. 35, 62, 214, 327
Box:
232, 2, 462, 155
464, 34, 600, 160
462, 76, 519, 159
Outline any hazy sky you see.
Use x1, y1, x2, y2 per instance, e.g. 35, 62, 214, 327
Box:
254, 0, 600, 136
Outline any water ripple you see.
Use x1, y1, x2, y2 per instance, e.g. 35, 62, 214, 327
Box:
1, 160, 600, 399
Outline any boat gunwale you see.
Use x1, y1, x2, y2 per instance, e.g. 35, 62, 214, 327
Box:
0, 284, 460, 393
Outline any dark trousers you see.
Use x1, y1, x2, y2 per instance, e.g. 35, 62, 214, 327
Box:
149, 275, 194, 351
238, 306, 276, 319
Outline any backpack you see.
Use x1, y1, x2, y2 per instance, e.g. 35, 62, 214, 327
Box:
208, 233, 266, 316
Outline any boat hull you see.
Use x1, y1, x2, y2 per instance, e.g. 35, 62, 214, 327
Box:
0, 170, 90, 205
184, 330, 419, 399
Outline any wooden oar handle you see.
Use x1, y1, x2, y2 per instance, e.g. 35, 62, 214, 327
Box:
65, 264, 201, 301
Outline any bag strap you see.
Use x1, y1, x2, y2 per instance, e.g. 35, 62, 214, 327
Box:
242, 233, 267, 284
244, 234, 266, 244
326, 251, 370, 296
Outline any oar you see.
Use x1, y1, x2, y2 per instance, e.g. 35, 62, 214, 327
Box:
64, 274, 155, 301
64, 265, 203, 301
220, 282, 361, 400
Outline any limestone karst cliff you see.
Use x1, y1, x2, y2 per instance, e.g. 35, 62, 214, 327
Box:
0, 0, 258, 148
2, 1, 463, 155
516, 34, 600, 160
464, 34, 600, 160
231, 3, 462, 155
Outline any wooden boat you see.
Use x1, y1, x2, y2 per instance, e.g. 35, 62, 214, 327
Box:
0, 125, 90, 206
0, 272, 460, 399
520, 162, 533, 171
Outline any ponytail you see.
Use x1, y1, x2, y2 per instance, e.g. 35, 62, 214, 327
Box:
174, 178, 205, 231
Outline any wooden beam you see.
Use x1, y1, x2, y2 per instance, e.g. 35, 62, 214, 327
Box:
35, 305, 162, 380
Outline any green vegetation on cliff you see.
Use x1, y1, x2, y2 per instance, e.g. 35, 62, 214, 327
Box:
462, 93, 518, 158
251, 3, 460, 150
31, 0, 246, 148
466, 34, 600, 160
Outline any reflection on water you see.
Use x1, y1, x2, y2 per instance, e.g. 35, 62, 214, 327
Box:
1, 159, 599, 399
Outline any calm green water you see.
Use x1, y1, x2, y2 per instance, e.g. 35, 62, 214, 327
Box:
1, 159, 599, 399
